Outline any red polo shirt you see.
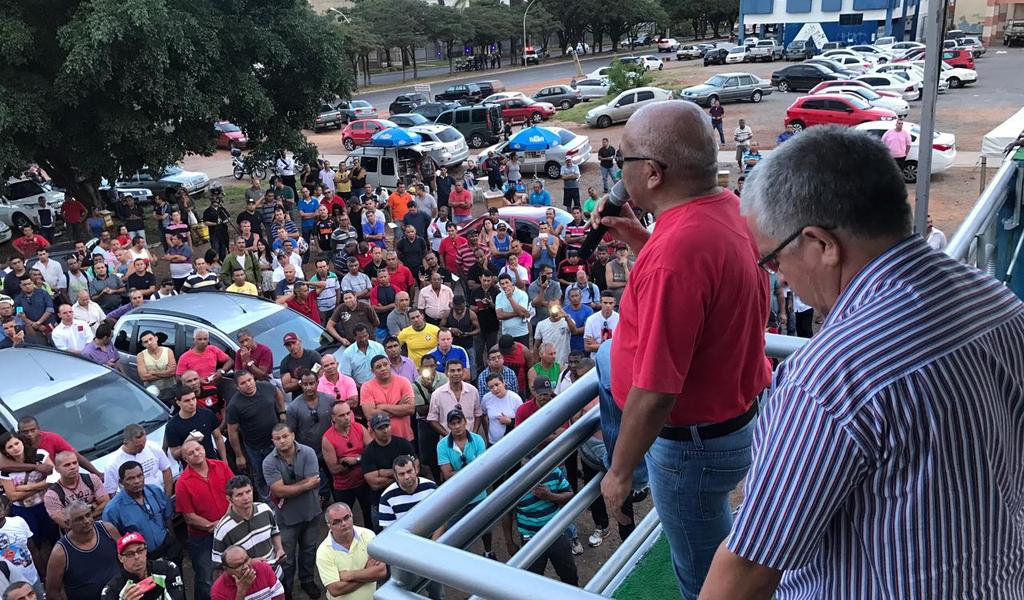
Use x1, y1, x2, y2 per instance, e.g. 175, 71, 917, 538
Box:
212, 560, 283, 600
449, 188, 473, 218
287, 292, 321, 324
37, 431, 75, 457
175, 458, 233, 537
610, 190, 771, 426
387, 265, 416, 293
233, 342, 274, 377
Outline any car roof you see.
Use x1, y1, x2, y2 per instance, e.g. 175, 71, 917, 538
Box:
718, 72, 756, 77
126, 291, 285, 335
0, 347, 112, 408
408, 124, 451, 134
799, 93, 855, 102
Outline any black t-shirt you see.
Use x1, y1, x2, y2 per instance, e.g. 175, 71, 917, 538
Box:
203, 206, 229, 236
360, 437, 415, 498
469, 285, 500, 333
315, 217, 336, 250
279, 349, 323, 397
124, 205, 145, 231
363, 260, 386, 281
227, 381, 281, 449
236, 209, 265, 238
402, 211, 431, 239
396, 237, 428, 273
126, 272, 156, 294
374, 285, 396, 320
598, 145, 616, 168
164, 408, 221, 460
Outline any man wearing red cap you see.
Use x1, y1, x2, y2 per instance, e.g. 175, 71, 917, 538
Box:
211, 546, 284, 600
101, 532, 186, 600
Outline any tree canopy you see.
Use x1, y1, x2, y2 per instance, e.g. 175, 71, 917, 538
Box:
0, 0, 350, 205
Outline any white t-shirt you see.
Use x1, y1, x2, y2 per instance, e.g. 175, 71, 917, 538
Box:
583, 311, 619, 357
73, 302, 106, 331
51, 319, 95, 353
480, 390, 523, 444
102, 440, 172, 495
0, 516, 38, 584
927, 227, 947, 251
534, 317, 572, 366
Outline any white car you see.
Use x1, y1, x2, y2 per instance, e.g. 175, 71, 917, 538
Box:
572, 78, 610, 99
0, 178, 64, 231
822, 49, 877, 65
855, 120, 956, 182
586, 66, 612, 79
481, 92, 529, 104
874, 36, 896, 47
474, 127, 592, 179
870, 65, 951, 95
825, 54, 873, 72
725, 46, 749, 63
888, 41, 925, 57
814, 86, 910, 117
854, 72, 922, 101
657, 38, 679, 52
912, 60, 977, 88
621, 55, 664, 70
847, 45, 894, 63
407, 124, 469, 167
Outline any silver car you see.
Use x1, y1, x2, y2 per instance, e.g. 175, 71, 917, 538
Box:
119, 165, 210, 196
474, 127, 592, 179
572, 78, 610, 100
679, 72, 774, 106
585, 87, 673, 128
407, 124, 470, 167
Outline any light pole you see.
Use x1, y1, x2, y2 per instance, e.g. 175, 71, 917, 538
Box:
522, 0, 541, 66
327, 7, 351, 24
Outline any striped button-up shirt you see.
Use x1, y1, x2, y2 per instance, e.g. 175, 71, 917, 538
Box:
729, 237, 1024, 598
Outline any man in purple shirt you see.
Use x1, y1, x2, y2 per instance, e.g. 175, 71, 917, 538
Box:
385, 336, 417, 382
81, 322, 125, 374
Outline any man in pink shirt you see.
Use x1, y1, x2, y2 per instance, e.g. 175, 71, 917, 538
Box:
316, 354, 358, 410
881, 118, 913, 170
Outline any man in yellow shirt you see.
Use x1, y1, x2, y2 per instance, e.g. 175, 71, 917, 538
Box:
316, 502, 386, 600
397, 308, 440, 368
225, 268, 259, 296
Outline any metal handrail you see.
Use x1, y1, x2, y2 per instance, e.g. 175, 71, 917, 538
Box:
946, 155, 1018, 262
371, 334, 806, 599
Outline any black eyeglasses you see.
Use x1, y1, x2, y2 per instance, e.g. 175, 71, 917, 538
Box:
757, 228, 807, 275
621, 156, 668, 170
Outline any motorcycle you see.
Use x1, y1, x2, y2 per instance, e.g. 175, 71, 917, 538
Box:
231, 148, 268, 180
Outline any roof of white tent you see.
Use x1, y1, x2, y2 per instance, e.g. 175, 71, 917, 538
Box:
981, 106, 1024, 160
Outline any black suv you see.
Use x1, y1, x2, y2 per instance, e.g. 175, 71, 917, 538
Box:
388, 92, 428, 115
434, 83, 484, 104
704, 48, 729, 66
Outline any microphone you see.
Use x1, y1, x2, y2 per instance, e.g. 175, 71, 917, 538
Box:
578, 181, 629, 261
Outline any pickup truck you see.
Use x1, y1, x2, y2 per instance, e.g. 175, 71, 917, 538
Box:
434, 83, 484, 104
749, 40, 784, 62
313, 101, 345, 131
1004, 20, 1024, 47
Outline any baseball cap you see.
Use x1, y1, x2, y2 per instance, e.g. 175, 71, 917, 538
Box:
283, 332, 299, 345
370, 413, 391, 429
0, 295, 12, 308
532, 375, 553, 395
246, 198, 256, 204
496, 222, 508, 230
117, 532, 146, 554
446, 408, 466, 423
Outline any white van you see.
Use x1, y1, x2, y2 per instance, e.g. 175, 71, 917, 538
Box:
345, 145, 441, 190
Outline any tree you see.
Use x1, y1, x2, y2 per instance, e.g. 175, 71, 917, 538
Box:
600, 0, 668, 51
424, 5, 474, 73
0, 0, 351, 207
333, 15, 382, 87
462, 0, 516, 53
354, 0, 427, 80
606, 58, 651, 95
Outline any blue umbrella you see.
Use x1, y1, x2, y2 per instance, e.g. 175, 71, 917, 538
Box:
507, 126, 562, 152
371, 127, 423, 148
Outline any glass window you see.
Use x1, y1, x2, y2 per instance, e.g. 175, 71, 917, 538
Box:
706, 75, 728, 86
436, 111, 453, 125
382, 157, 396, 176
361, 157, 378, 173
5, 180, 45, 200
136, 320, 177, 352
616, 94, 635, 107
183, 325, 234, 358
114, 321, 136, 353
636, 90, 654, 102
724, 78, 739, 88
456, 110, 471, 124
227, 309, 333, 369
436, 128, 462, 143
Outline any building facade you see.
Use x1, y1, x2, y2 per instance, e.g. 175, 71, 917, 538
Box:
740, 0, 929, 45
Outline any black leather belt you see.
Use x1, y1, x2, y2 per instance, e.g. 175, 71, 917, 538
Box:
658, 402, 758, 442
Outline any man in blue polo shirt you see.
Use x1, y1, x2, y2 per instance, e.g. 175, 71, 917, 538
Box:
102, 461, 180, 563
437, 409, 495, 559
429, 329, 469, 370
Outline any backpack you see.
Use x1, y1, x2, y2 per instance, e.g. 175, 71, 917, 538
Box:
48, 473, 96, 507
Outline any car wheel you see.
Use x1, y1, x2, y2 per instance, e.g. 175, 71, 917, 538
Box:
597, 115, 612, 128
560, 100, 572, 110
343, 137, 356, 151
778, 79, 791, 93
531, 111, 543, 123
707, 95, 719, 106
902, 160, 919, 183
751, 90, 763, 103
789, 120, 805, 132
12, 213, 32, 230
658, 64, 664, 70
469, 133, 485, 148
949, 76, 962, 88
233, 165, 245, 180
916, 89, 923, 101
545, 161, 561, 179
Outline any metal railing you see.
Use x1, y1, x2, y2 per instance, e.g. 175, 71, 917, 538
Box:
370, 333, 805, 600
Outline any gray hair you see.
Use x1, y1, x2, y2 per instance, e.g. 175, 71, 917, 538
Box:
63, 499, 91, 520
741, 125, 911, 239
122, 423, 145, 441
193, 328, 210, 338
325, 502, 351, 523
3, 582, 33, 600
628, 101, 718, 187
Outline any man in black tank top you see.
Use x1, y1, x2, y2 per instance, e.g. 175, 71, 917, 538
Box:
46, 501, 119, 600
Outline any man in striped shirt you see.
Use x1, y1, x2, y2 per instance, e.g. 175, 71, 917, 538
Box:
703, 126, 1024, 598
212, 476, 286, 579
515, 466, 578, 585
182, 257, 221, 293
377, 456, 439, 533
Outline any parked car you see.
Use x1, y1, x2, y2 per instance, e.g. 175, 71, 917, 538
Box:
822, 53, 872, 72
435, 104, 504, 149
621, 56, 664, 70
743, 37, 760, 47
812, 85, 909, 117
571, 78, 610, 100
942, 39, 959, 50
887, 41, 925, 57
411, 101, 461, 121
0, 221, 12, 244
522, 48, 542, 65
771, 63, 841, 92
98, 180, 155, 206
809, 79, 904, 99
474, 80, 506, 97
957, 37, 986, 57
942, 49, 975, 69
847, 45, 893, 63
388, 93, 429, 116
784, 94, 897, 131
1, 178, 65, 231
407, 124, 469, 167
704, 48, 730, 66
726, 46, 749, 64
676, 45, 705, 60
893, 47, 926, 62
337, 100, 378, 122
803, 58, 859, 78
474, 127, 592, 179
657, 38, 679, 53
855, 120, 956, 182
313, 101, 346, 131
586, 66, 613, 79
460, 207, 573, 252
434, 83, 484, 104
0, 347, 173, 467
345, 145, 440, 191
481, 92, 528, 104
119, 165, 210, 196
929, 61, 978, 88
1003, 20, 1024, 46
213, 122, 247, 150
784, 39, 818, 60
945, 29, 967, 40
534, 85, 583, 110
821, 41, 845, 50
854, 72, 922, 101
874, 36, 896, 47
388, 113, 432, 128
679, 73, 773, 106
585, 87, 673, 128
341, 118, 398, 151
488, 97, 556, 124
749, 39, 784, 62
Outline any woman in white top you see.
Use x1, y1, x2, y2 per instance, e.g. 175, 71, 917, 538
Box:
127, 235, 154, 271
0, 431, 58, 544
136, 330, 178, 393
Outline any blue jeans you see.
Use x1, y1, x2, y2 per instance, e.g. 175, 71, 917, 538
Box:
599, 166, 616, 192
187, 535, 214, 600
245, 444, 274, 501
712, 120, 725, 144
647, 420, 754, 599
595, 341, 649, 491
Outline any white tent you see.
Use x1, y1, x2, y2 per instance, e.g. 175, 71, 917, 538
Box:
981, 106, 1024, 160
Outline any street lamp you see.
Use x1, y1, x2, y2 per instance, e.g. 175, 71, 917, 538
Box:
327, 7, 351, 24
522, 0, 541, 66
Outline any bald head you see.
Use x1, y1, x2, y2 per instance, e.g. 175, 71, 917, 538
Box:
621, 101, 718, 204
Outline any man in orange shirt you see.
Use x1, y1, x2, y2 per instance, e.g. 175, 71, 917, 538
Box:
359, 355, 416, 441
387, 183, 413, 222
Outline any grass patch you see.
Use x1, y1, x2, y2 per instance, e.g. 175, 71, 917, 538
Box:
549, 68, 694, 126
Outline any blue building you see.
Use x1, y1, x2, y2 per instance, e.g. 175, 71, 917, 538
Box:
740, 0, 929, 46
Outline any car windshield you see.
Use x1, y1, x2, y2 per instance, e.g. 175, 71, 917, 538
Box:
228, 308, 334, 365
845, 95, 871, 109
890, 72, 910, 82
352, 101, 371, 108
436, 128, 462, 142
15, 371, 169, 459
855, 88, 880, 100
705, 75, 728, 86
219, 123, 241, 132
163, 165, 183, 176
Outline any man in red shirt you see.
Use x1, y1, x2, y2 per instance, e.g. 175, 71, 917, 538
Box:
176, 329, 233, 394
12, 415, 103, 478
12, 225, 49, 258
233, 329, 274, 381
595, 101, 770, 599
448, 180, 474, 224
384, 250, 416, 293
277, 280, 321, 324
212, 546, 284, 600
438, 222, 469, 274
176, 439, 233, 600
62, 196, 88, 242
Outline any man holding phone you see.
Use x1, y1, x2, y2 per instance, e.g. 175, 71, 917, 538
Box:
101, 532, 186, 600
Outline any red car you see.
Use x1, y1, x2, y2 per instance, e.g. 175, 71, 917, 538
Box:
893, 47, 926, 63
489, 97, 557, 124
942, 49, 975, 69
808, 80, 903, 99
784, 94, 897, 131
214, 121, 247, 150
460, 206, 572, 253
342, 119, 398, 151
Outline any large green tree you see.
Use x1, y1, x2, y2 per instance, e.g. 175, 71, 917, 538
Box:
0, 0, 350, 206
423, 5, 474, 74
